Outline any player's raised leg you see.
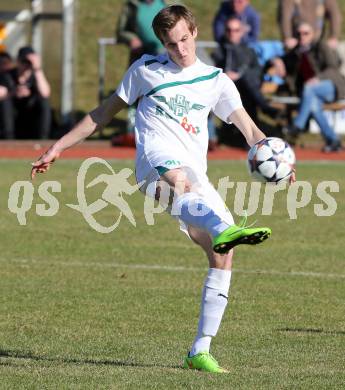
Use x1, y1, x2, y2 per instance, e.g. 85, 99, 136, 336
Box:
157, 167, 271, 254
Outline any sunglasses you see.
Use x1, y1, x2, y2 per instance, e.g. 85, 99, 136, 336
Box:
226, 27, 241, 33
298, 30, 311, 36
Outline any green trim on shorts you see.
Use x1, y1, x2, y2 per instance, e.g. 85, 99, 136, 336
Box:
155, 166, 170, 176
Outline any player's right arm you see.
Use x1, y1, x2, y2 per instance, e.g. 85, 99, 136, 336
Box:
31, 93, 127, 179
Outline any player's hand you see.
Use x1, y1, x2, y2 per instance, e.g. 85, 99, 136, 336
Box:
31, 147, 60, 180
289, 168, 296, 185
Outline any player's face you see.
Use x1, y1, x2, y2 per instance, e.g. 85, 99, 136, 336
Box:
162, 19, 197, 68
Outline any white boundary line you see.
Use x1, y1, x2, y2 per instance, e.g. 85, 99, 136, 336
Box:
6, 258, 345, 280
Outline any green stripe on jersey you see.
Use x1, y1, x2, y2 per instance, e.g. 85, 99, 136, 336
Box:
146, 70, 221, 97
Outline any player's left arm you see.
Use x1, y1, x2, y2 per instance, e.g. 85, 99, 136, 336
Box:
228, 107, 265, 147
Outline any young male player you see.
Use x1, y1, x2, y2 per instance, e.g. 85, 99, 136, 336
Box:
31, 5, 272, 373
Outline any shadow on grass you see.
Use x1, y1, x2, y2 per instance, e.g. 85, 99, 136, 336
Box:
0, 348, 181, 370
277, 327, 345, 336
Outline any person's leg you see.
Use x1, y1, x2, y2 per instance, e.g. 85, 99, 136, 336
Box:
293, 81, 336, 137
0, 95, 15, 139
293, 84, 316, 130
307, 80, 340, 145
184, 226, 232, 373
207, 114, 218, 151
236, 79, 258, 121
156, 167, 271, 253
32, 96, 51, 139
240, 73, 279, 118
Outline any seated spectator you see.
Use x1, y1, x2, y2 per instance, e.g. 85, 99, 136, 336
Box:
0, 46, 51, 139
272, 22, 344, 152
0, 52, 15, 138
212, 17, 279, 123
114, 0, 169, 147
213, 0, 260, 45
278, 0, 342, 50
0, 52, 15, 73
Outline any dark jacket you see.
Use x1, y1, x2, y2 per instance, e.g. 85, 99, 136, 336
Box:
212, 41, 262, 80
282, 41, 345, 99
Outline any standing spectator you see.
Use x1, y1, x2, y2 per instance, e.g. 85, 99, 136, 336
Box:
116, 0, 168, 65
213, 0, 260, 45
0, 46, 51, 139
115, 0, 169, 147
273, 22, 344, 152
212, 17, 279, 123
279, 0, 342, 49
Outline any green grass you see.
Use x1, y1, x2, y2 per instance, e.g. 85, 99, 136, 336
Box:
0, 159, 344, 389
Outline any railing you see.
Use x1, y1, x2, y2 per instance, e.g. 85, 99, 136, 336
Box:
97, 38, 345, 134
97, 38, 218, 102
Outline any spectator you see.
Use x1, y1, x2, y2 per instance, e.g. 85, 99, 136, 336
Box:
213, 0, 260, 45
0, 52, 14, 73
279, 0, 342, 49
114, 0, 169, 147
273, 22, 344, 152
212, 17, 279, 123
0, 52, 15, 138
116, 0, 168, 65
0, 46, 51, 139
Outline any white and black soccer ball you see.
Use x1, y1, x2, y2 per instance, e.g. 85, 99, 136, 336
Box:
247, 137, 296, 183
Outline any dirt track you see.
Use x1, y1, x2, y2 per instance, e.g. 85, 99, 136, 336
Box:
0, 140, 344, 161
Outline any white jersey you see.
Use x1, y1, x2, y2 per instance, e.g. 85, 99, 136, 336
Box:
116, 53, 243, 183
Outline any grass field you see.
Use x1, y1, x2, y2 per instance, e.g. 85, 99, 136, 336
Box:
0, 159, 344, 389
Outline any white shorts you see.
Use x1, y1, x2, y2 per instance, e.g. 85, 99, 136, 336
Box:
137, 158, 234, 237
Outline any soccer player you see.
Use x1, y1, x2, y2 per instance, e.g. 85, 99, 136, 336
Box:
31, 5, 272, 373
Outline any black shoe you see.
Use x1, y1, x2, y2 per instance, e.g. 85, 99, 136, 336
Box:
283, 124, 302, 136
322, 140, 342, 153
281, 124, 302, 145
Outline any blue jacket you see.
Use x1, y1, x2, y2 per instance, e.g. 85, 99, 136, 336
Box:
213, 1, 260, 45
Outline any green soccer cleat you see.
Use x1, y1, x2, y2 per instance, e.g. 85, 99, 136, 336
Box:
183, 352, 228, 373
213, 217, 271, 254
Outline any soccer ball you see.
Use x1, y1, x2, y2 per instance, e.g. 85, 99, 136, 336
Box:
247, 137, 295, 183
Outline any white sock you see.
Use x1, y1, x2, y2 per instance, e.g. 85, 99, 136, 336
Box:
190, 268, 232, 356
172, 192, 230, 237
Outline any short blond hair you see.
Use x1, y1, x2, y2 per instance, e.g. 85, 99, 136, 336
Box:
152, 5, 197, 43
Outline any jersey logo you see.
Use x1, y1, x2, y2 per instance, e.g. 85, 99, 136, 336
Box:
155, 70, 167, 78
153, 94, 205, 117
